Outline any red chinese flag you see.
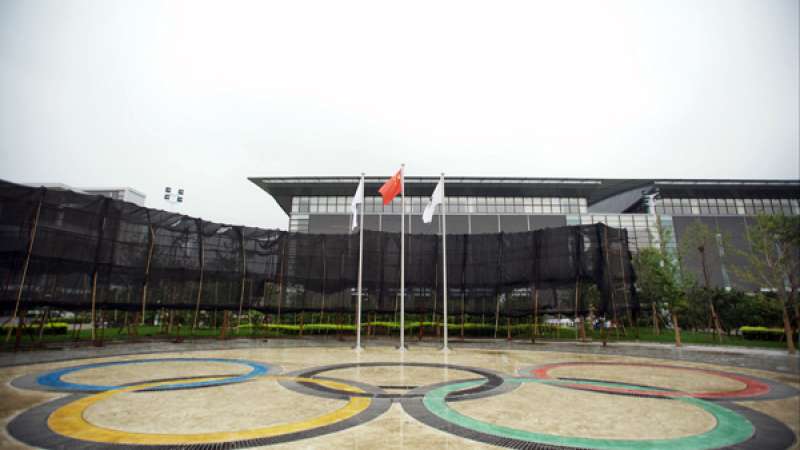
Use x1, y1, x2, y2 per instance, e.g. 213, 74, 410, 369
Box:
379, 169, 403, 205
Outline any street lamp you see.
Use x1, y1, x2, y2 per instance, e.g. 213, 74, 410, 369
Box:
163, 186, 185, 211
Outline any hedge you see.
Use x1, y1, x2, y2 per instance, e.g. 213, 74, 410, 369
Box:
236, 321, 569, 338
740, 326, 799, 341
2, 322, 69, 336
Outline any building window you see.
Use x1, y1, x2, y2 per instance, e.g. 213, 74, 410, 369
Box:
467, 197, 477, 213
298, 197, 310, 213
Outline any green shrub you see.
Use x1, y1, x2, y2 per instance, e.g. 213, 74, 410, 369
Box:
234, 320, 574, 339
2, 322, 69, 336
740, 326, 798, 341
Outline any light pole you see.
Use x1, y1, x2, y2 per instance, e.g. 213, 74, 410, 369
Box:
163, 186, 185, 212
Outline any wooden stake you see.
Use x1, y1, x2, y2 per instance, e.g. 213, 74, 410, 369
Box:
192, 219, 205, 334
94, 309, 105, 347
673, 311, 682, 347
220, 311, 229, 340
36, 307, 49, 343
131, 312, 139, 338
14, 312, 26, 352
6, 193, 43, 343
299, 311, 305, 337
652, 301, 660, 335
277, 240, 285, 325
119, 311, 128, 335
90, 271, 98, 341
141, 223, 155, 325
236, 227, 247, 333
73, 315, 83, 341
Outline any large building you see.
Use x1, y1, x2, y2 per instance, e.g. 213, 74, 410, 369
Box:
250, 176, 799, 291
24, 183, 146, 206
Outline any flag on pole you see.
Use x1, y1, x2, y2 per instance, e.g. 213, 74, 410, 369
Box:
378, 169, 403, 205
351, 177, 364, 231
422, 179, 444, 224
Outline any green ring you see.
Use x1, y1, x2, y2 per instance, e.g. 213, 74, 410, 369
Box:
423, 378, 754, 450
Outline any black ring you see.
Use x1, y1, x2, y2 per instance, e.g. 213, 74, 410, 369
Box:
283, 362, 511, 401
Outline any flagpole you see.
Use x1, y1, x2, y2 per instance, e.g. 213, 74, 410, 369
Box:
441, 173, 449, 352
355, 173, 365, 352
399, 163, 406, 351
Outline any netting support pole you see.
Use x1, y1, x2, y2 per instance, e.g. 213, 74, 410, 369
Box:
441, 173, 449, 352
574, 276, 580, 341
399, 163, 406, 352
90, 198, 110, 343
617, 234, 637, 338
493, 293, 500, 339
277, 238, 286, 325
237, 227, 247, 332
320, 237, 326, 326
5, 190, 43, 344
90, 272, 98, 341
192, 219, 205, 334
602, 225, 619, 343
534, 288, 539, 340
354, 173, 365, 351
141, 219, 155, 326
460, 291, 465, 340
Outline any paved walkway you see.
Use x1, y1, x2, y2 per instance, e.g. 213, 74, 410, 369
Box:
2, 337, 798, 375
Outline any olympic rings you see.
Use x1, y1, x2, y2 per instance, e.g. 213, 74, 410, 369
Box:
7, 357, 798, 449
519, 362, 771, 400
286, 362, 510, 400
46, 375, 375, 446
35, 357, 273, 392
416, 377, 756, 450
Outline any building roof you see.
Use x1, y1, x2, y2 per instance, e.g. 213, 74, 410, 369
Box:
248, 176, 800, 215
79, 186, 147, 198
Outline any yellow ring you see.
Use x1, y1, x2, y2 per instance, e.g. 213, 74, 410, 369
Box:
48, 376, 371, 445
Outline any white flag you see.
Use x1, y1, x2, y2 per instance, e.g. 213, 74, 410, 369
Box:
351, 177, 364, 230
422, 179, 444, 223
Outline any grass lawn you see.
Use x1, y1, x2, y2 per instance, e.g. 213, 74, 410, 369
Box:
2, 320, 793, 351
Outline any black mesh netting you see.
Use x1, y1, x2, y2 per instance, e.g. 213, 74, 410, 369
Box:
0, 180, 637, 319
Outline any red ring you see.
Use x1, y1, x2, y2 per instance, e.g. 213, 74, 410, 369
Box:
526, 362, 770, 399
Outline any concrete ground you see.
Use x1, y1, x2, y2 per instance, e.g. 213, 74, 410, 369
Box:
1, 338, 798, 449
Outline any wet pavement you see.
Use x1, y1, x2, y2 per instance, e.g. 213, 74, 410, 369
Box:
2, 336, 798, 376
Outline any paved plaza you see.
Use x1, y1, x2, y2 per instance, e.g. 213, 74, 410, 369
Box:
1, 340, 798, 449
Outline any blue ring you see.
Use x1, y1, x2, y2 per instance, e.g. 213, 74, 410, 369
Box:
36, 358, 273, 392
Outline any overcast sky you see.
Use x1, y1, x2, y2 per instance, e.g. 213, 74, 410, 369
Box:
1, 0, 798, 229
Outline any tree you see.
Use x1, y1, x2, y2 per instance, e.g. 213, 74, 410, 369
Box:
731, 214, 799, 354
713, 289, 782, 332
677, 220, 725, 342
633, 237, 686, 347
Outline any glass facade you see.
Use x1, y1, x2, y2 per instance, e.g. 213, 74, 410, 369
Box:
653, 197, 799, 216
291, 196, 588, 215
572, 214, 662, 252
286, 193, 799, 254
266, 177, 799, 291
